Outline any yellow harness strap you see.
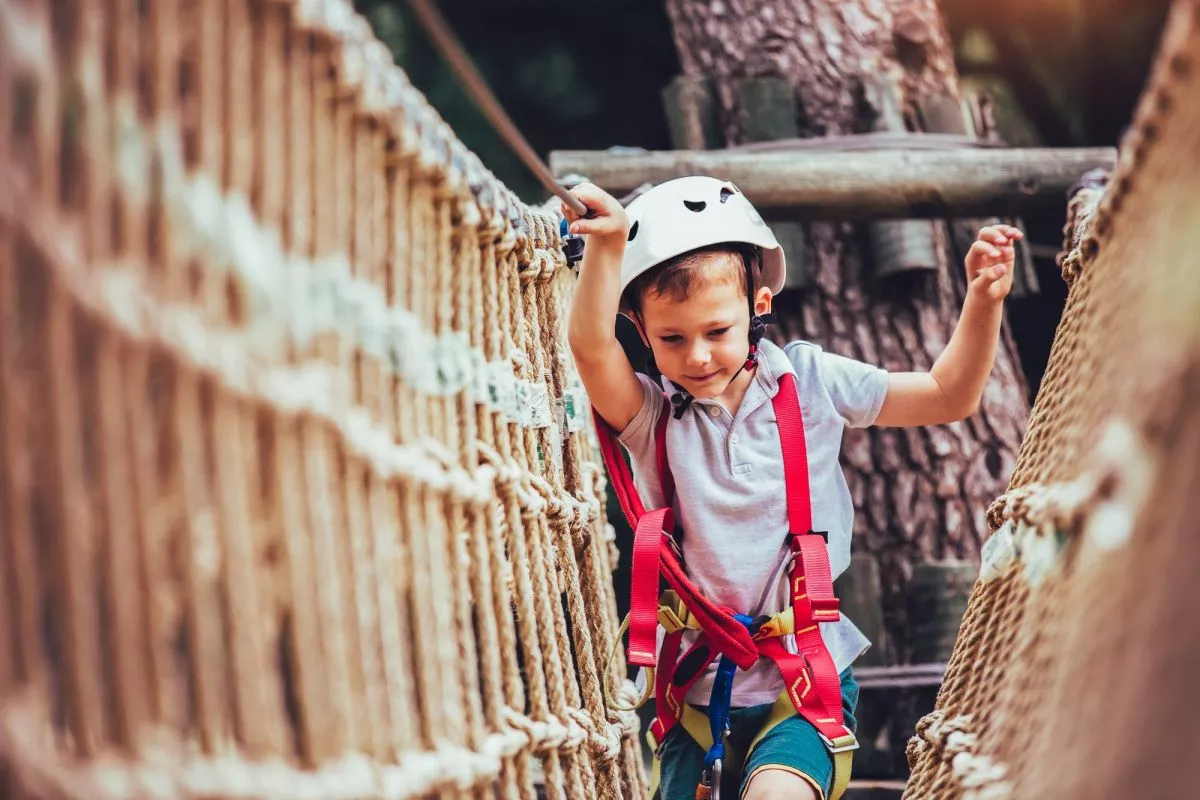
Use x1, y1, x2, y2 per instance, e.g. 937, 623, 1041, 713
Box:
745, 690, 856, 800
638, 594, 856, 799
647, 696, 853, 800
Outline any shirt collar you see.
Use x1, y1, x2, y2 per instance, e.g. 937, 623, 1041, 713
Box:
663, 339, 791, 417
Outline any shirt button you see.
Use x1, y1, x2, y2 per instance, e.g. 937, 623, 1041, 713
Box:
709, 406, 721, 418
730, 433, 739, 444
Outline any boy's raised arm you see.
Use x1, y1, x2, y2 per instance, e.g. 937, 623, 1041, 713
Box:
564, 184, 646, 433
874, 224, 1024, 428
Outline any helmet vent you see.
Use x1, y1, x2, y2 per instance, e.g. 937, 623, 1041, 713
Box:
683, 199, 707, 212
627, 220, 639, 241
719, 186, 735, 203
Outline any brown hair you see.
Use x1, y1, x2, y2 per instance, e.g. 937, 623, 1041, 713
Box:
623, 244, 759, 316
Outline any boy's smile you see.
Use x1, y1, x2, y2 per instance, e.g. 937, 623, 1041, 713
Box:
637, 274, 772, 409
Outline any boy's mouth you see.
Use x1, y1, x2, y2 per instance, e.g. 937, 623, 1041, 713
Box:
686, 369, 721, 383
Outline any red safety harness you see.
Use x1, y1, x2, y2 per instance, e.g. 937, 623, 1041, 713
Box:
595, 372, 854, 758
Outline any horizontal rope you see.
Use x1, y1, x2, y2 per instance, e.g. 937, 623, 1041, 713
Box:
907, 710, 1012, 800
982, 418, 1156, 584
0, 689, 525, 800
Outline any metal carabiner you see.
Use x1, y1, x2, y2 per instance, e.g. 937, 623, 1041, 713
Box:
696, 759, 722, 800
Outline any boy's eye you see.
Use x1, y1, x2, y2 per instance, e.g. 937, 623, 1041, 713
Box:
708, 327, 730, 338
660, 335, 684, 344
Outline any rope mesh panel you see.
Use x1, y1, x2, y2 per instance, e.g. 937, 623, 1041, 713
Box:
905, 2, 1200, 798
0, 1, 642, 797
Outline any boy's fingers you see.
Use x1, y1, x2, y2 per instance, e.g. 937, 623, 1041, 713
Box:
982, 230, 1010, 246
980, 225, 1024, 244
571, 182, 616, 212
569, 218, 619, 236
970, 241, 1001, 260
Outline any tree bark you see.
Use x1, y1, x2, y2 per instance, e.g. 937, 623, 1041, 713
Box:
663, 0, 1029, 664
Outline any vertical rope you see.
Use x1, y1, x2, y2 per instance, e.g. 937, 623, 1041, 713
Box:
446, 196, 492, 800
475, 215, 537, 800
428, 187, 475, 757
380, 147, 422, 764
533, 224, 625, 797
344, 115, 389, 763
510, 240, 590, 799
492, 228, 571, 798
273, 412, 330, 764
521, 242, 598, 797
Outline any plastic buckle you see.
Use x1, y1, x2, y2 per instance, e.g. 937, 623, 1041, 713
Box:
818, 730, 860, 754
559, 218, 585, 268
647, 726, 664, 758
787, 530, 829, 548
658, 604, 686, 634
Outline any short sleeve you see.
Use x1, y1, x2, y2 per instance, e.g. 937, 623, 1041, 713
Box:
818, 350, 889, 428
615, 372, 667, 465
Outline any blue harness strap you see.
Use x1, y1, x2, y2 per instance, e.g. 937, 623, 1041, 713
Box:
704, 613, 757, 768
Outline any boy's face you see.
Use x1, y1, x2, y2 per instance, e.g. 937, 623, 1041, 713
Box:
637, 269, 772, 401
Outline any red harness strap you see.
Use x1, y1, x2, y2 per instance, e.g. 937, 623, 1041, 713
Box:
593, 372, 850, 746
649, 634, 720, 746
594, 408, 759, 670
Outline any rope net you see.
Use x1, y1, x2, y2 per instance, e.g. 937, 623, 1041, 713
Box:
0, 1, 645, 798
905, 1, 1200, 798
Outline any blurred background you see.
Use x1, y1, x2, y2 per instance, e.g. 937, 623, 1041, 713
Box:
354, 0, 1173, 789
355, 0, 1168, 397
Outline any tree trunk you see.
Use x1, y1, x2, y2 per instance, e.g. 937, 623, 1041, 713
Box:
663, 0, 1029, 664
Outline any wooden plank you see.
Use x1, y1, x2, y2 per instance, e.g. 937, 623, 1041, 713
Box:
730, 76, 811, 287
661, 75, 720, 151
549, 146, 1117, 219
861, 76, 938, 278
835, 555, 888, 667
736, 76, 797, 143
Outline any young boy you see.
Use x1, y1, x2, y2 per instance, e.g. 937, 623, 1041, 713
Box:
564, 176, 1020, 800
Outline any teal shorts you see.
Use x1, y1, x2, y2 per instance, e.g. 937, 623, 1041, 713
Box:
656, 669, 859, 800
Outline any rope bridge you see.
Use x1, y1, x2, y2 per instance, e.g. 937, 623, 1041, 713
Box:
0, 1, 644, 798
7, 0, 1200, 798
904, 2, 1200, 797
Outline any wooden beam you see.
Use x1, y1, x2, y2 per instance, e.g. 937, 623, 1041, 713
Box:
549, 146, 1116, 220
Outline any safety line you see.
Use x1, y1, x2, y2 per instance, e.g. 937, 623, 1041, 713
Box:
406, 0, 588, 217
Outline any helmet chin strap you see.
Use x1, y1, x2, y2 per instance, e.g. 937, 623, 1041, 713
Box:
647, 311, 776, 420
645, 249, 774, 420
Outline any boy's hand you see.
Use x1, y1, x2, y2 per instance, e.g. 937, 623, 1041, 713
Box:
965, 224, 1024, 301
562, 183, 629, 242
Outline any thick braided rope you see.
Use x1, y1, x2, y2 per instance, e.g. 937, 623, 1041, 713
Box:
904, 3, 1200, 798
0, 1, 639, 798
525, 213, 626, 796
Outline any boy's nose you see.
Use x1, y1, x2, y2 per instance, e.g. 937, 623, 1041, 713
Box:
685, 342, 711, 367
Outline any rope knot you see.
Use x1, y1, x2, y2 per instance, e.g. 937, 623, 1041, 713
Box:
608, 681, 644, 740
509, 349, 533, 380
503, 708, 568, 753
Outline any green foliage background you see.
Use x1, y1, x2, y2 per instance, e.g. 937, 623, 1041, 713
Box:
355, 0, 681, 201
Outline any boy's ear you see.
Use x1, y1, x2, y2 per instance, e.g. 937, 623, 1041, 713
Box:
754, 287, 774, 317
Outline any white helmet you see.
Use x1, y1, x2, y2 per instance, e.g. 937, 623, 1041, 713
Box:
618, 176, 784, 310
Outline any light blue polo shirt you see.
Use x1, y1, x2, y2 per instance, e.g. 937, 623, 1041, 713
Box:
618, 339, 889, 706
